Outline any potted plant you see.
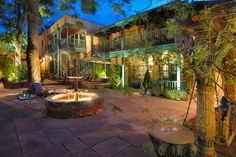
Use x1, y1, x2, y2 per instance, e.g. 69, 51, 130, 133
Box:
131, 78, 142, 89
142, 69, 152, 95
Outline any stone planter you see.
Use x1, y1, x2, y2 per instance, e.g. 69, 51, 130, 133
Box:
149, 121, 197, 157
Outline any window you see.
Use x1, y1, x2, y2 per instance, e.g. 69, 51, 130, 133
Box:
169, 64, 177, 81
159, 63, 177, 80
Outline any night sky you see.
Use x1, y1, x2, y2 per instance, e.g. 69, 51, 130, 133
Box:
0, 0, 208, 33
0, 0, 174, 34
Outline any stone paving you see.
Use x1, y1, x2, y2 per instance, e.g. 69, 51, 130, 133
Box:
0, 83, 197, 157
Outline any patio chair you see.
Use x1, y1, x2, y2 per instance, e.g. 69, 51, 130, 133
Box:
79, 75, 110, 89
27, 83, 49, 105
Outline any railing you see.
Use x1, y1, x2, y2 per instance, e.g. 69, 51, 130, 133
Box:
48, 38, 86, 53
163, 80, 178, 90
94, 28, 175, 54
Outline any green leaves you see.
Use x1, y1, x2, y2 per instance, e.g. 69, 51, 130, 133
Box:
112, 105, 123, 113
59, 0, 76, 11
142, 69, 151, 89
81, 0, 98, 14
166, 18, 182, 39
39, 6, 53, 17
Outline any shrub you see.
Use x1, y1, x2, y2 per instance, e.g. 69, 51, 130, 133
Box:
0, 58, 28, 82
163, 89, 189, 101
107, 65, 121, 89
0, 57, 14, 78
142, 69, 152, 89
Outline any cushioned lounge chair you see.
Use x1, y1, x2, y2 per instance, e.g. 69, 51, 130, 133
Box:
27, 83, 49, 105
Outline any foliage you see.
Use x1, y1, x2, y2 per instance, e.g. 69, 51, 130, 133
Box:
132, 78, 142, 82
142, 69, 152, 89
0, 58, 14, 79
164, 0, 195, 21
123, 87, 133, 96
95, 64, 106, 78
8, 64, 28, 82
166, 18, 182, 39
151, 85, 161, 97
166, 1, 236, 86
142, 142, 154, 153
112, 105, 123, 113
0, 32, 27, 53
108, 65, 121, 89
0, 56, 28, 82
162, 89, 189, 101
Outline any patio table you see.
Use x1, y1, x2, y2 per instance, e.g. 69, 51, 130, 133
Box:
149, 121, 197, 157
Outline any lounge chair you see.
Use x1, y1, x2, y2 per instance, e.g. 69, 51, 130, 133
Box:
27, 83, 49, 105
79, 76, 110, 89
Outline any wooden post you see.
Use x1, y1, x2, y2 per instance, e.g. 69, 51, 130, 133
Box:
67, 27, 69, 48
121, 27, 124, 50
91, 33, 94, 55
121, 57, 125, 88
176, 53, 181, 90
57, 28, 60, 76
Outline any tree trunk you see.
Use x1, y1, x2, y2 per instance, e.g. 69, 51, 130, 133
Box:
15, 43, 21, 66
26, 0, 41, 83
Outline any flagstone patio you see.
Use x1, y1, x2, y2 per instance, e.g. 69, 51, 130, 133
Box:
0, 83, 198, 157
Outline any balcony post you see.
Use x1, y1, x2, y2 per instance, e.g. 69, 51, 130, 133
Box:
67, 26, 69, 48
91, 33, 94, 55
56, 27, 60, 76
176, 53, 181, 90
121, 57, 125, 88
121, 27, 124, 50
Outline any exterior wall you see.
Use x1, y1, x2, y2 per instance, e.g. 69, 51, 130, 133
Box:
38, 30, 49, 73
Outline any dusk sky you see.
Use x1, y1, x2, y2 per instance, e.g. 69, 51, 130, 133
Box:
0, 0, 173, 33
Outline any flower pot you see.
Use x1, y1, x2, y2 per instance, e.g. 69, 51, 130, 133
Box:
132, 82, 141, 89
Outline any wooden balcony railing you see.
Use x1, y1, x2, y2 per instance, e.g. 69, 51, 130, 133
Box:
48, 38, 86, 53
94, 28, 175, 54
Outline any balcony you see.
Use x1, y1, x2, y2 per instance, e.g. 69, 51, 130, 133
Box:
94, 28, 175, 54
48, 38, 86, 53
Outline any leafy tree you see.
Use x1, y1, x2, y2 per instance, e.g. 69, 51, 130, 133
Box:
0, 0, 131, 82
165, 1, 236, 155
0, 0, 27, 66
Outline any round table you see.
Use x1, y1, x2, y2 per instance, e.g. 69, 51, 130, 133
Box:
149, 121, 197, 157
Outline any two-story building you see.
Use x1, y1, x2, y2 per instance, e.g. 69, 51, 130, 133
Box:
39, 3, 209, 90
39, 15, 103, 78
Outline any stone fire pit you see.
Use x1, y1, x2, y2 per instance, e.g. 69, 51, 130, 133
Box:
45, 92, 104, 118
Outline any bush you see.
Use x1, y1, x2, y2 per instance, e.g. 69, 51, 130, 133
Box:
107, 65, 121, 89
0, 58, 28, 82
142, 69, 152, 89
163, 89, 189, 101
0, 58, 14, 78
